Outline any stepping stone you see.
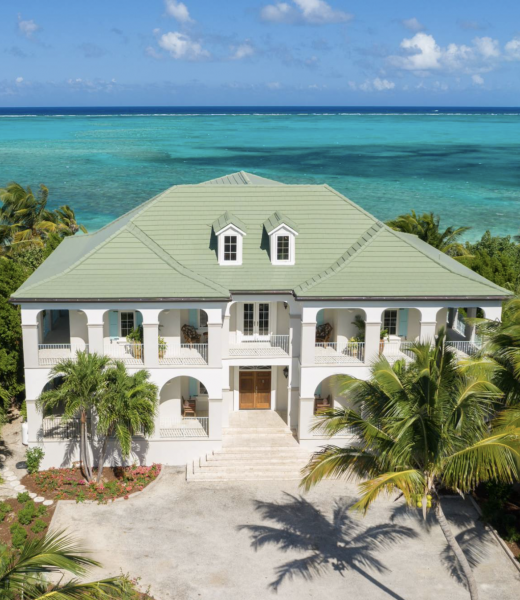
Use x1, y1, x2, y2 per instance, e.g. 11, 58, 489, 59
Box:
9, 481, 19, 488
15, 485, 26, 492
42, 500, 53, 506
28, 493, 37, 499
5, 476, 17, 482
34, 497, 45, 503
3, 470, 13, 477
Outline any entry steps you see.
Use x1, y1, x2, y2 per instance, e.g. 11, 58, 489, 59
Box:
186, 411, 312, 482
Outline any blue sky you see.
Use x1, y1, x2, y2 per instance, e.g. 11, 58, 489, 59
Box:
2, 0, 520, 106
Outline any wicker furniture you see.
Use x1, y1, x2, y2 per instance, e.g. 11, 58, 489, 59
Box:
316, 323, 333, 343
182, 396, 196, 417
314, 395, 332, 414
181, 324, 201, 344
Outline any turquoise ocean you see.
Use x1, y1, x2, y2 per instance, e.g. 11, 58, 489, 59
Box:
0, 106, 519, 240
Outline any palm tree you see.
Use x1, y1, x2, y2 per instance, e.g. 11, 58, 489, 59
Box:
54, 205, 88, 236
37, 351, 111, 482
301, 331, 520, 600
386, 210, 471, 258
0, 530, 123, 599
95, 362, 158, 482
0, 183, 59, 250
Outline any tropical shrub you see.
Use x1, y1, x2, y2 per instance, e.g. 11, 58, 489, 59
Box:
30, 519, 47, 535
0, 502, 11, 522
16, 491, 30, 503
26, 446, 45, 474
9, 523, 27, 549
17, 500, 36, 525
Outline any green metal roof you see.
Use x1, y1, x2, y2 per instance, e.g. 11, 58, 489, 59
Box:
11, 172, 511, 301
212, 211, 247, 234
263, 211, 299, 235
202, 171, 283, 186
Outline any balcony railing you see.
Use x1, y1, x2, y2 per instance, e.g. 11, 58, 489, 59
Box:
159, 343, 208, 365
314, 342, 365, 364
229, 334, 289, 357
38, 344, 88, 366
446, 339, 482, 357
159, 417, 209, 438
41, 416, 91, 440
379, 341, 416, 360
104, 342, 144, 365
453, 313, 467, 336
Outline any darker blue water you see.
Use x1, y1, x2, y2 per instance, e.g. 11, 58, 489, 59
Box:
0, 106, 519, 239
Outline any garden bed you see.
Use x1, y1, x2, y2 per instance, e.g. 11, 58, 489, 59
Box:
21, 464, 162, 504
0, 493, 54, 547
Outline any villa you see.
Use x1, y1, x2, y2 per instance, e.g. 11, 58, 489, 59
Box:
12, 172, 509, 479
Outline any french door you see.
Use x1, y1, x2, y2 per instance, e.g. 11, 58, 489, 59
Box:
243, 303, 270, 340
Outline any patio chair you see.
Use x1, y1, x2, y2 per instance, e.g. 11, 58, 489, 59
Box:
314, 395, 332, 414
181, 324, 201, 345
316, 323, 333, 344
182, 396, 196, 417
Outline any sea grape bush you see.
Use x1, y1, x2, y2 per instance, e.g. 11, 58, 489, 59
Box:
26, 447, 45, 474
33, 464, 161, 504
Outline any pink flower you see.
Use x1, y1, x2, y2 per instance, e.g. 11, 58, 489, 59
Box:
124, 495, 129, 500
78, 479, 86, 485
126, 485, 132, 492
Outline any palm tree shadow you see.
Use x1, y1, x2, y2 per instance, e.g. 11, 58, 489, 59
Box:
238, 493, 418, 598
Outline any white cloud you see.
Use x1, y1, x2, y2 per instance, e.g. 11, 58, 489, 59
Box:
15, 77, 23, 84
231, 43, 255, 60
388, 32, 500, 74
401, 18, 424, 32
164, 0, 193, 24
145, 46, 164, 60
17, 14, 40, 39
266, 81, 282, 89
260, 0, 352, 25
350, 78, 395, 92
472, 74, 484, 85
505, 38, 520, 61
158, 31, 210, 60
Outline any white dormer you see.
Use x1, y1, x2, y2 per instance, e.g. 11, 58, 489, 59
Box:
213, 211, 247, 266
263, 212, 299, 266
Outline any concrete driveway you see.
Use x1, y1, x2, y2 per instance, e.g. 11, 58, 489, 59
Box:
51, 468, 520, 600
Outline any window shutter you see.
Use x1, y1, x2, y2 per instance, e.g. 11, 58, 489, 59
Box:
398, 308, 409, 338
316, 310, 325, 326
189, 309, 198, 328
109, 311, 119, 338
135, 312, 143, 327
189, 377, 199, 397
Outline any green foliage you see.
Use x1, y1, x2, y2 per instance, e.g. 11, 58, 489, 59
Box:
26, 446, 45, 474
9, 523, 27, 549
0, 502, 11, 522
16, 491, 30, 504
30, 519, 47, 535
350, 314, 365, 342
126, 326, 143, 343
17, 500, 36, 525
20, 399, 27, 421
461, 231, 520, 289
36, 504, 47, 517
480, 482, 520, 543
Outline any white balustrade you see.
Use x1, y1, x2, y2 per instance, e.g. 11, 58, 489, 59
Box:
445, 339, 482, 357
314, 342, 365, 364
159, 417, 209, 438
453, 313, 467, 336
379, 340, 415, 360
159, 343, 208, 365
104, 342, 144, 365
229, 334, 289, 357
38, 344, 89, 366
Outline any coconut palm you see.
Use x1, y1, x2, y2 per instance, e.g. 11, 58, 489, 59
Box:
386, 210, 471, 258
0, 183, 59, 250
54, 205, 88, 237
37, 351, 111, 482
301, 330, 520, 600
95, 361, 158, 482
0, 530, 123, 599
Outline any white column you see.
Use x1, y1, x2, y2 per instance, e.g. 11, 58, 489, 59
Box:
364, 321, 382, 364
26, 399, 42, 444
221, 315, 230, 359
300, 323, 316, 366
139, 309, 162, 368
22, 325, 39, 369
419, 307, 439, 343
206, 307, 223, 368
297, 397, 314, 440
208, 398, 223, 440
84, 309, 105, 355
465, 307, 477, 341
289, 313, 302, 359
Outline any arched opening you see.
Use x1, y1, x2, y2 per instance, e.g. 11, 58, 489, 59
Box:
37, 309, 88, 365
313, 375, 351, 416
39, 376, 84, 440
315, 308, 367, 364
158, 376, 209, 438
103, 309, 144, 363
379, 308, 422, 360
158, 309, 209, 364
446, 306, 484, 356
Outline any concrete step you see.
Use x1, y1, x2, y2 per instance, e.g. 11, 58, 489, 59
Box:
212, 446, 310, 455
187, 472, 303, 481
207, 451, 310, 461
222, 437, 299, 448
223, 427, 291, 435
201, 456, 309, 467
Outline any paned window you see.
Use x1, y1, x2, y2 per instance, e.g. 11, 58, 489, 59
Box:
243, 304, 254, 335
276, 236, 290, 261
224, 236, 237, 261
383, 310, 397, 336
120, 312, 135, 337
259, 304, 270, 335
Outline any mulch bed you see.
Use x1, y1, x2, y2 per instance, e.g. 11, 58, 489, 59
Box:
0, 494, 55, 547
21, 464, 162, 504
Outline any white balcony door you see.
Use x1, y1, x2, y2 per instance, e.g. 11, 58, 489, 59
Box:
242, 303, 270, 340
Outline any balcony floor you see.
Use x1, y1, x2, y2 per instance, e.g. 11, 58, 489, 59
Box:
229, 342, 288, 357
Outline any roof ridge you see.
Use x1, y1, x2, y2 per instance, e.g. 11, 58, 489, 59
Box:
126, 222, 230, 297
239, 171, 251, 184
386, 227, 510, 294
294, 221, 385, 295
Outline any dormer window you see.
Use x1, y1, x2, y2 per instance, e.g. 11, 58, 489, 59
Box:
263, 212, 299, 266
213, 211, 246, 266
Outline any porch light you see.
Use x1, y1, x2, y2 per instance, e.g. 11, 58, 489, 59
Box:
283, 366, 289, 378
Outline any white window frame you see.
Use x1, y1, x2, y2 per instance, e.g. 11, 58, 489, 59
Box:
119, 310, 136, 338
216, 224, 245, 266
268, 224, 297, 266
383, 310, 398, 337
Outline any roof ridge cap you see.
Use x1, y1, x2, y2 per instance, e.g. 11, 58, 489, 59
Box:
126, 222, 230, 296
386, 227, 511, 294
239, 171, 251, 184
294, 221, 385, 295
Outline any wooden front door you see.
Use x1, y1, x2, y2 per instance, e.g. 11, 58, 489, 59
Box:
239, 371, 271, 409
